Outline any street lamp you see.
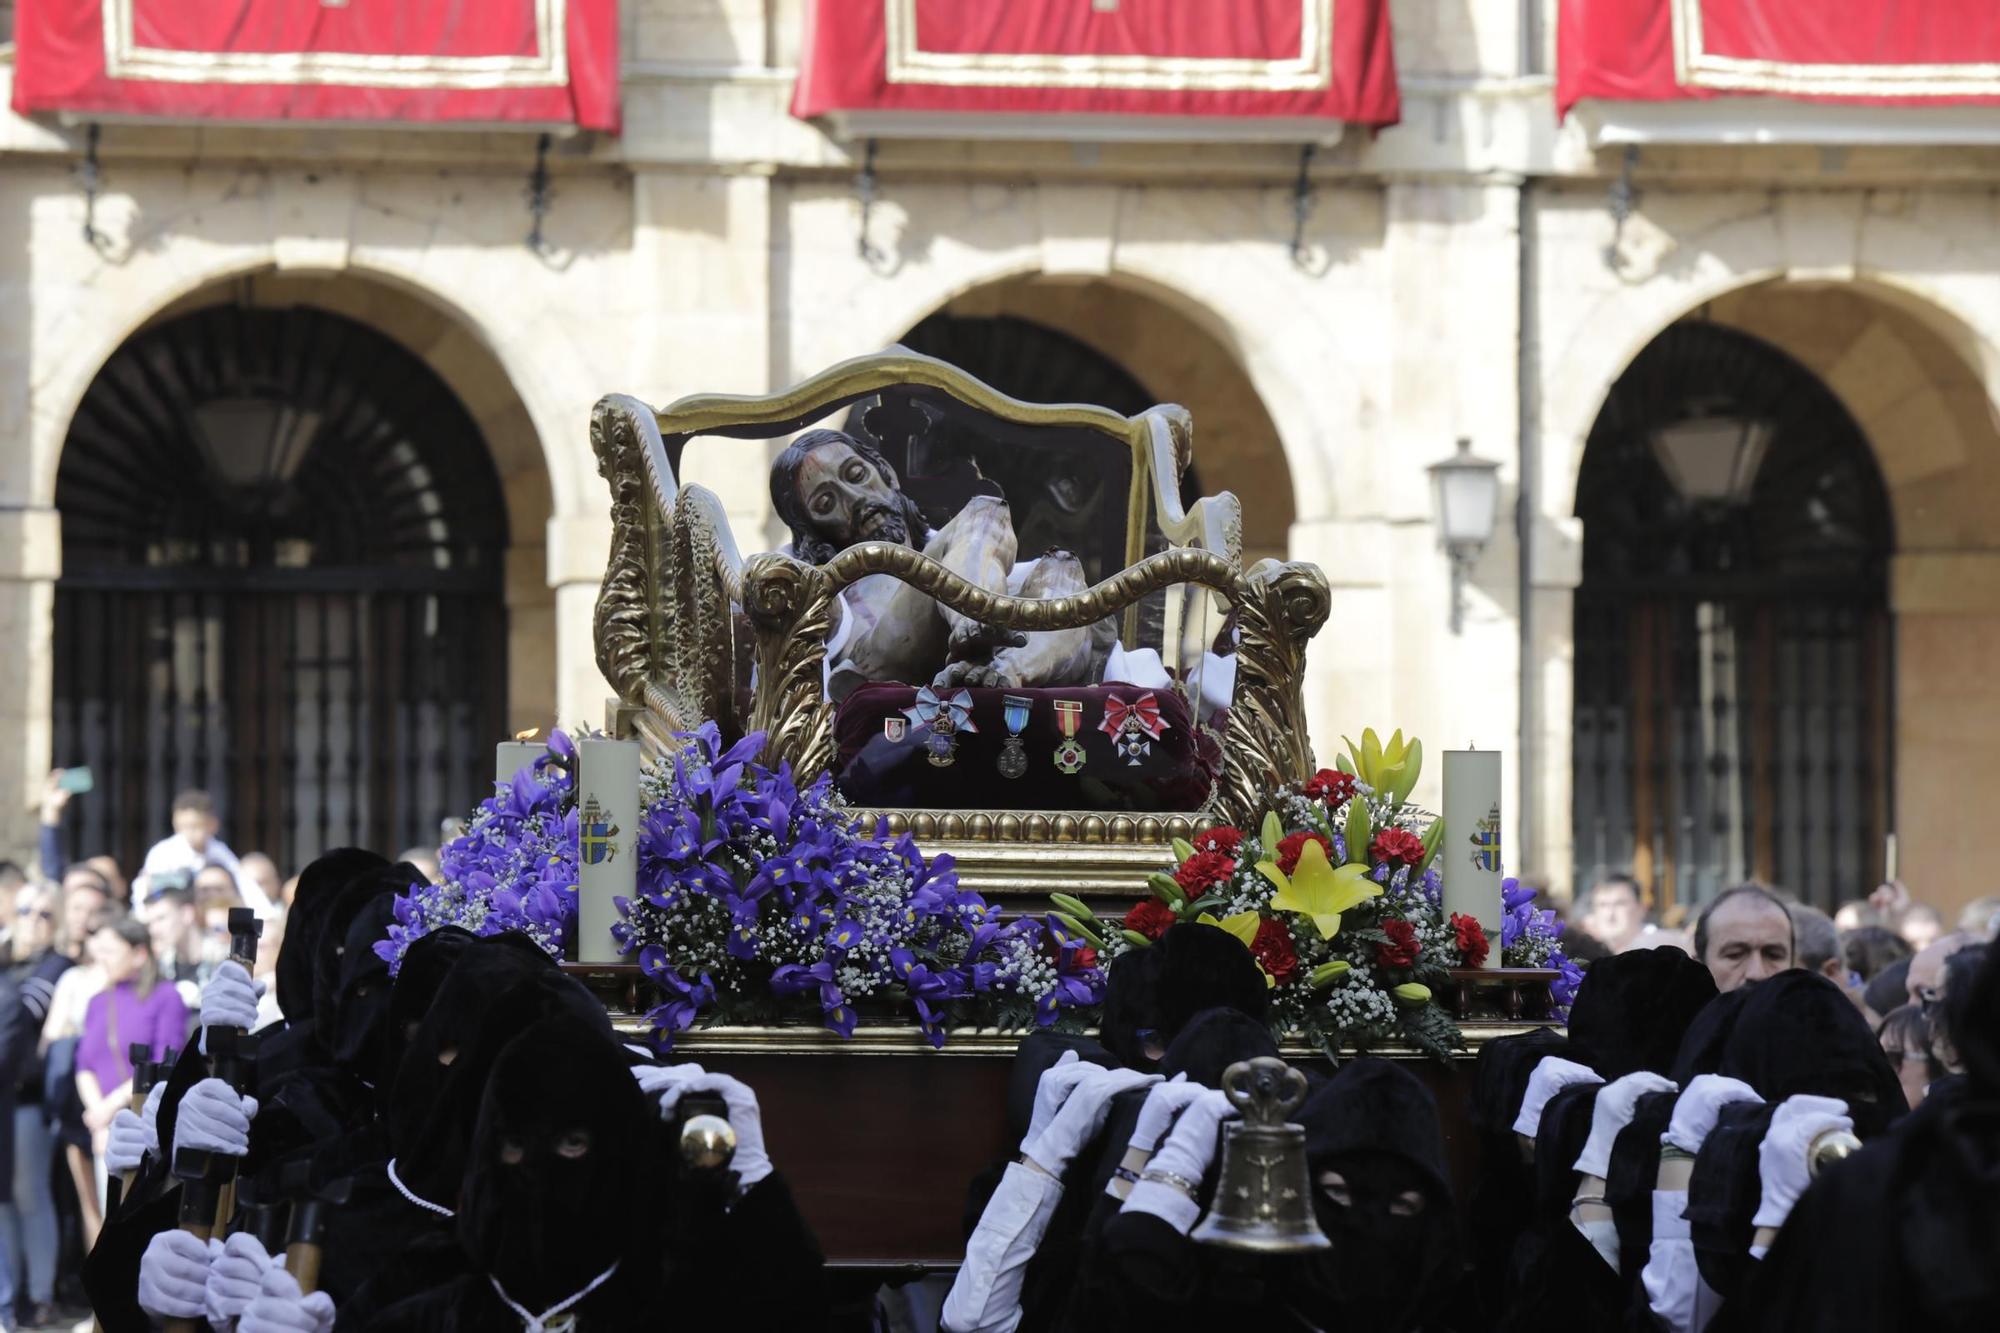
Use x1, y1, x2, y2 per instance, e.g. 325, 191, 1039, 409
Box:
189, 392, 322, 496
1649, 403, 1771, 504
1427, 436, 1502, 635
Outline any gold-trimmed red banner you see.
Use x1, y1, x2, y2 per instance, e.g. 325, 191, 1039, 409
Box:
793, 0, 1398, 129
12, 0, 619, 130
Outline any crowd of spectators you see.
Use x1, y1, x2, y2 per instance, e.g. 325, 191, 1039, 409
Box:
0, 776, 434, 1332
1563, 870, 1998, 1112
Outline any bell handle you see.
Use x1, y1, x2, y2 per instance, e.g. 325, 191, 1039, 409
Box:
1220, 1056, 1308, 1122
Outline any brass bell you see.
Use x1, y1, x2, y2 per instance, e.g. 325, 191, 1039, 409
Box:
1808, 1127, 1861, 1178
1189, 1056, 1331, 1253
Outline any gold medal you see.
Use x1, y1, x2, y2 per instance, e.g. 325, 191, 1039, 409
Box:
1053, 699, 1086, 774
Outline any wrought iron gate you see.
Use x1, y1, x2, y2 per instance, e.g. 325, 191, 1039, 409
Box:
1571, 322, 1893, 912
52, 302, 508, 875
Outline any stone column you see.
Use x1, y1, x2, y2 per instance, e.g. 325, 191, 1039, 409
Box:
0, 509, 60, 867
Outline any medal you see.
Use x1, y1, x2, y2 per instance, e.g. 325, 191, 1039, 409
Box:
883, 717, 908, 743
1100, 691, 1169, 766
1053, 699, 1086, 774
999, 695, 1032, 779
904, 686, 977, 768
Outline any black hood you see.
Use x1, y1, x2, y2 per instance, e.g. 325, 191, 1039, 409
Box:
1294, 1059, 1458, 1332
1471, 1026, 1568, 1132
311, 863, 425, 1029
1606, 1087, 1679, 1285
1154, 923, 1269, 1037
1686, 1099, 1780, 1302
276, 849, 389, 1023
1717, 971, 1904, 1138
380, 926, 477, 1089
1669, 986, 1753, 1087
324, 893, 401, 1082
459, 1015, 651, 1312
1004, 1031, 1114, 1142
385, 935, 609, 1207
1566, 948, 1718, 1080
1532, 1081, 1602, 1224
1157, 1005, 1279, 1090
1098, 946, 1166, 1071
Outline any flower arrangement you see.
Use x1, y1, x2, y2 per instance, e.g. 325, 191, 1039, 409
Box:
1052, 728, 1572, 1060
377, 726, 1102, 1048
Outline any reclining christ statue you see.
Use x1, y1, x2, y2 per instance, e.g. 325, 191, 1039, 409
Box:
771, 428, 1105, 700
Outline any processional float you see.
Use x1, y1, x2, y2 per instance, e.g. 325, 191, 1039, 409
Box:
570, 350, 1555, 1263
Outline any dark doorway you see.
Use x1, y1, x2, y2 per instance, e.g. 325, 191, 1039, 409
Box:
1572, 321, 1893, 913
53, 302, 509, 875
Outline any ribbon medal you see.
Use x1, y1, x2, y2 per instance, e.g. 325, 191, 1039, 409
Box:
1100, 691, 1169, 766
998, 695, 1032, 779
1052, 699, 1087, 774
904, 686, 978, 767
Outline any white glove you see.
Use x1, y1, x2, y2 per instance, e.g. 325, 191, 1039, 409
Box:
1662, 1074, 1761, 1156
199, 960, 266, 1052
1512, 1057, 1603, 1139
239, 1266, 337, 1333
1024, 1050, 1102, 1145
175, 1077, 260, 1158
658, 1071, 772, 1188
1021, 1065, 1160, 1175
1130, 1073, 1206, 1155
138, 1229, 218, 1320
208, 1230, 284, 1325
632, 1061, 708, 1114
1751, 1095, 1851, 1230
1574, 1071, 1678, 1178
105, 1106, 157, 1176
1122, 1087, 1233, 1235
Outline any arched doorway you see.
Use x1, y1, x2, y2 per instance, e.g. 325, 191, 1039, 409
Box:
54, 300, 510, 871
1572, 321, 1894, 912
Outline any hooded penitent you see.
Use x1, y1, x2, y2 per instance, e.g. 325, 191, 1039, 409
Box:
1715, 970, 1904, 1138
1668, 986, 1752, 1088
1564, 948, 1718, 1080
324, 892, 402, 1082
275, 848, 391, 1027
1153, 923, 1270, 1038
384, 936, 612, 1210
1098, 946, 1167, 1072
1291, 1059, 1459, 1332
1465, 1026, 1567, 1321
1684, 1098, 1780, 1301
1712, 945, 2000, 1333
458, 1015, 656, 1315
1605, 1087, 1678, 1287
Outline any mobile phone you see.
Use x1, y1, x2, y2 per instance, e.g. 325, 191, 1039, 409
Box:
57, 768, 94, 795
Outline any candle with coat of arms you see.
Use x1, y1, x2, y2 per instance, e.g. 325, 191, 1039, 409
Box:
575, 737, 640, 965
1442, 748, 1503, 967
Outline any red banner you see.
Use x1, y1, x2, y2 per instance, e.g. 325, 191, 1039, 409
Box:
792, 0, 1399, 130
1560, 0, 2000, 116
12, 0, 619, 131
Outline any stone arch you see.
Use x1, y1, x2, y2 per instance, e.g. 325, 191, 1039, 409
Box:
47, 263, 559, 742
887, 271, 1298, 566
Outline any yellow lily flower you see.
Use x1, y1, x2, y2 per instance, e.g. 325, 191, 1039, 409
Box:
1256, 839, 1381, 940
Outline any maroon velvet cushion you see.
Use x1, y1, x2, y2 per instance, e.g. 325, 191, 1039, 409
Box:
833, 682, 1217, 811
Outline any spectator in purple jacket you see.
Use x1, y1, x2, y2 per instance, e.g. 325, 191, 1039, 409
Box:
75, 919, 187, 1208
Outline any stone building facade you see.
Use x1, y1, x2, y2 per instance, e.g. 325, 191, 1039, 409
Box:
2, 2, 1995, 920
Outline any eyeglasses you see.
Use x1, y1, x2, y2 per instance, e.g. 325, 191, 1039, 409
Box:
1915, 985, 1941, 1015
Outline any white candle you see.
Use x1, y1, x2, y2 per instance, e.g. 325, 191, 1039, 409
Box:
575, 737, 641, 966
494, 741, 543, 785
1442, 748, 1503, 967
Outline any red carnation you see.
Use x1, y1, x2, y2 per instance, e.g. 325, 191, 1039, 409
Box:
1276, 830, 1333, 876
1173, 850, 1237, 900
1370, 827, 1426, 868
1375, 917, 1421, 970
1451, 912, 1489, 969
1303, 768, 1359, 805
1192, 826, 1244, 856
1073, 946, 1099, 970
1124, 899, 1176, 941
1250, 917, 1300, 985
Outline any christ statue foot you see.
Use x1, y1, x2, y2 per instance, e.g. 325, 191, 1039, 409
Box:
933, 658, 1022, 691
